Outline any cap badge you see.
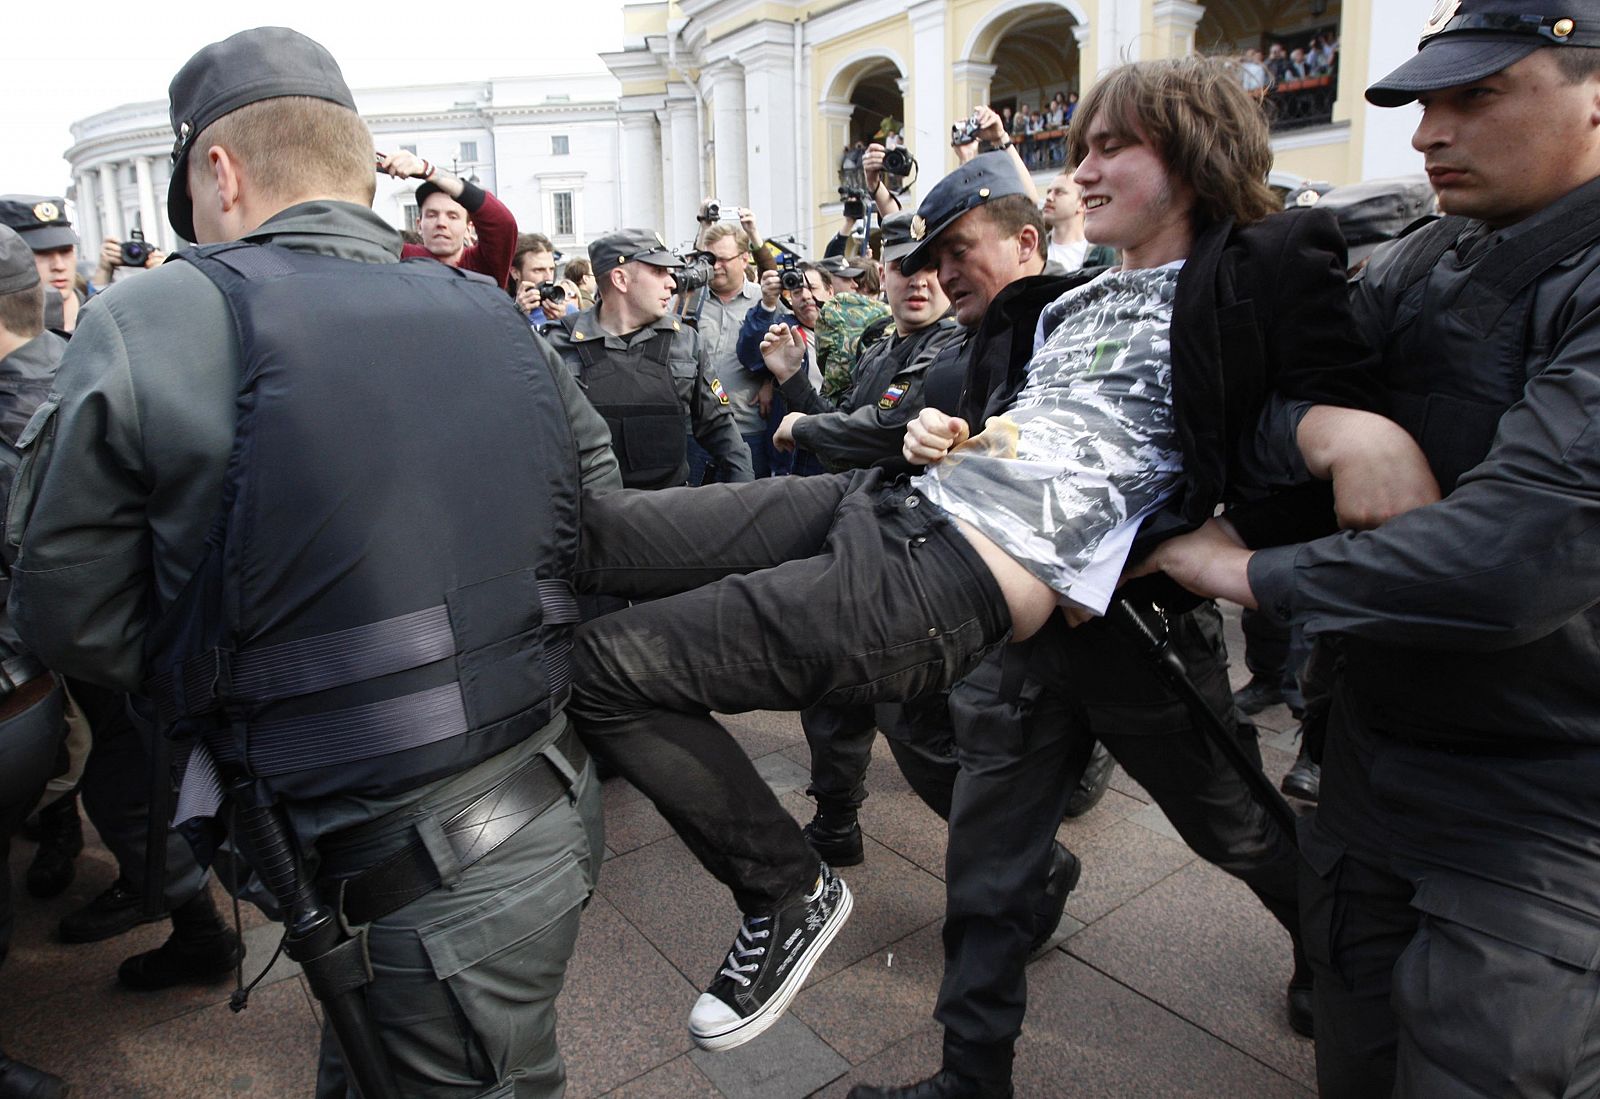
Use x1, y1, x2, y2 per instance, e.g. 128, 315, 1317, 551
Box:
910, 215, 927, 241
31, 202, 59, 224
979, 187, 991, 199
1423, 0, 1460, 36
1555, 18, 1575, 38
1294, 189, 1321, 207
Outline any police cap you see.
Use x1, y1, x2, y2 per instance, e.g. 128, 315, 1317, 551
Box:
898, 152, 1031, 275
589, 229, 684, 281
0, 196, 77, 252
166, 27, 357, 243
1315, 176, 1438, 265
1368, 0, 1600, 107
816, 255, 865, 279
0, 225, 42, 295
879, 212, 920, 264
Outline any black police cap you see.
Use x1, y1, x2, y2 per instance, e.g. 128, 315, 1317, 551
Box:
898, 152, 1032, 275
1369, 0, 1600, 107
166, 27, 357, 243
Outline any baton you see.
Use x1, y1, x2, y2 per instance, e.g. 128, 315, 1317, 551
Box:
229, 785, 402, 1099
1106, 599, 1301, 838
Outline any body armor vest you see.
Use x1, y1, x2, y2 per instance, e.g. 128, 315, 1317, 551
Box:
559, 316, 685, 490
147, 244, 582, 807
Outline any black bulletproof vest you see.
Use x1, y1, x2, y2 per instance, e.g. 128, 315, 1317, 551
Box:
560, 315, 686, 490
146, 244, 582, 804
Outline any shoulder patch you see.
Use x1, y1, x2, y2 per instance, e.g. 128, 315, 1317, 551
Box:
710, 377, 730, 405
878, 373, 914, 410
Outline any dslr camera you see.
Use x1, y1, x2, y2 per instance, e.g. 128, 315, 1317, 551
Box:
881, 146, 916, 177
778, 254, 806, 294
673, 250, 717, 295
119, 228, 154, 267
537, 281, 565, 307
838, 186, 870, 221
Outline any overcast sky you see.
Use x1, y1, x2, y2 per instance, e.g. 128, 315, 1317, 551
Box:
3, 0, 626, 198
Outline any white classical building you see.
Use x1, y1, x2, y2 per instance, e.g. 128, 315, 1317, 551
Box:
64, 72, 627, 256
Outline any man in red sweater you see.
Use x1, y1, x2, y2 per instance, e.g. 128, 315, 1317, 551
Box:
379, 149, 516, 285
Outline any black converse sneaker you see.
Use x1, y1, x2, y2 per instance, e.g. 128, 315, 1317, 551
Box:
688, 864, 853, 1051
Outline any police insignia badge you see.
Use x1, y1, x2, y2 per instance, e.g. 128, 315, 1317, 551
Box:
32, 202, 59, 223
1423, 0, 1460, 36
910, 215, 926, 241
711, 377, 730, 405
878, 378, 909, 410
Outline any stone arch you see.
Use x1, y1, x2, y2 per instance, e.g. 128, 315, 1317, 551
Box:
960, 0, 1090, 65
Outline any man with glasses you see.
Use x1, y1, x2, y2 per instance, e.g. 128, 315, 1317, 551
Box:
689, 220, 773, 479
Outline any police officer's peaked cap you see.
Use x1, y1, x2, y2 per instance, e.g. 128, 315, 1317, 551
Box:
0, 195, 77, 252
879, 212, 921, 264
1368, 0, 1600, 107
816, 255, 865, 278
1315, 176, 1438, 266
898, 152, 1032, 275
590, 229, 683, 280
166, 27, 358, 243
0, 225, 42, 295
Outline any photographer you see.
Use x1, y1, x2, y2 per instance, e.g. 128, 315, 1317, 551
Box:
950, 106, 1040, 205
825, 151, 900, 259
544, 229, 753, 489
511, 233, 574, 328
92, 233, 165, 289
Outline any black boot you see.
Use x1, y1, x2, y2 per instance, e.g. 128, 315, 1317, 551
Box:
26, 794, 82, 900
58, 878, 164, 944
117, 889, 242, 992
802, 805, 864, 867
848, 1069, 1012, 1099
1027, 842, 1082, 961
1063, 742, 1114, 818
1280, 735, 1321, 803
0, 1051, 68, 1099
1232, 674, 1284, 716
1287, 942, 1314, 1038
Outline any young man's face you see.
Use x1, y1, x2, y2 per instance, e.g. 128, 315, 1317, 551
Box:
706, 235, 749, 298
516, 248, 556, 287
32, 244, 76, 295
619, 260, 678, 321
884, 257, 949, 334
1073, 120, 1196, 269
926, 207, 1037, 327
1041, 174, 1084, 230
419, 192, 470, 263
1413, 50, 1600, 230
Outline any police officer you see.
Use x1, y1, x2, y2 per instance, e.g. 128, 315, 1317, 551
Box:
1147, 3, 1600, 1095
8, 27, 617, 1095
544, 229, 754, 489
0, 224, 69, 1099
0, 197, 84, 337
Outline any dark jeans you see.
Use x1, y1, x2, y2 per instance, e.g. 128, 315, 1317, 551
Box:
1240, 607, 1307, 713
569, 470, 1010, 913
800, 694, 958, 819
937, 606, 1302, 1083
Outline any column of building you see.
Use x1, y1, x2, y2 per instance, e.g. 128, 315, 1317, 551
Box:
738, 34, 801, 241
906, 0, 948, 206
617, 103, 664, 232
132, 157, 159, 248
658, 86, 701, 241
700, 60, 749, 210
74, 172, 102, 255
96, 162, 125, 243
1150, 1, 1207, 60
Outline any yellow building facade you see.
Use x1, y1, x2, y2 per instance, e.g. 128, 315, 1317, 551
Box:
604, 0, 1430, 251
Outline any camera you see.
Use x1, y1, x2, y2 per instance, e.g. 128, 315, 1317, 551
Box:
120, 229, 153, 267
951, 112, 984, 146
537, 281, 565, 307
701, 199, 742, 223
778, 255, 806, 294
673, 250, 716, 295
838, 187, 869, 221
882, 147, 916, 178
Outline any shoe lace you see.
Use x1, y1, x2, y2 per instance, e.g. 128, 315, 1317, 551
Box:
716, 914, 772, 987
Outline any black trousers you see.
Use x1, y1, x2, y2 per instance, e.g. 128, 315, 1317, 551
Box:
800, 694, 963, 820
936, 606, 1302, 1082
569, 470, 1010, 913
1303, 686, 1600, 1098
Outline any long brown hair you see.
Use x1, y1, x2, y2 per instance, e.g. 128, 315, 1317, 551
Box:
1068, 56, 1278, 227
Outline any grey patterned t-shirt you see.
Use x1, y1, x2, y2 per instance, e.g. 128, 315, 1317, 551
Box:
915, 264, 1184, 612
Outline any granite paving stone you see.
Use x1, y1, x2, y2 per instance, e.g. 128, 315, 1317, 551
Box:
689, 1015, 850, 1099
1061, 818, 1198, 925
791, 919, 947, 1065
600, 1053, 725, 1097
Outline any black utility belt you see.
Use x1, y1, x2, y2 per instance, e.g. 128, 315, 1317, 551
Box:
0, 653, 46, 698
330, 727, 587, 926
